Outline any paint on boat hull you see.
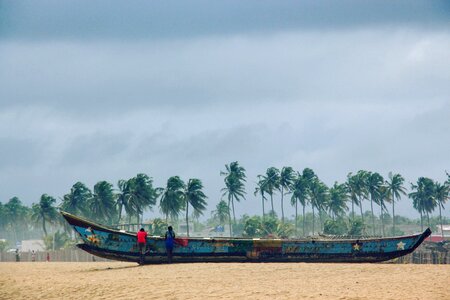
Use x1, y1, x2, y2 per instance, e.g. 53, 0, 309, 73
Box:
61, 211, 431, 264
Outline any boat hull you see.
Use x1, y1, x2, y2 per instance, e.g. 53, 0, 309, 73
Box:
61, 211, 431, 264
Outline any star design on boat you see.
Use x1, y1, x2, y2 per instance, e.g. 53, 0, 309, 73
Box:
397, 241, 405, 250
352, 243, 361, 251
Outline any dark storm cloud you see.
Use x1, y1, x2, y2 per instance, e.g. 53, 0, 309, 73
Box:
1, 30, 449, 112
1, 0, 449, 41
0, 1, 449, 219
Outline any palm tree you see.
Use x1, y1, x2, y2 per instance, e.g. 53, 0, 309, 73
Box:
328, 182, 348, 220
116, 179, 132, 225
409, 177, 435, 230
221, 161, 246, 236
366, 172, 384, 235
279, 167, 295, 223
385, 172, 406, 235
254, 176, 268, 219
61, 182, 93, 218
301, 168, 317, 234
31, 194, 58, 236
184, 178, 207, 237
127, 174, 159, 225
354, 170, 369, 226
90, 181, 116, 225
261, 167, 280, 215
346, 173, 359, 220
117, 179, 142, 226
434, 182, 449, 239
290, 172, 309, 236
378, 185, 389, 236
160, 176, 185, 222
212, 200, 229, 225
5, 197, 29, 242
309, 178, 329, 235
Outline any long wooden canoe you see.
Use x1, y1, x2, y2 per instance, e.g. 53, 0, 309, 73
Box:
61, 211, 431, 264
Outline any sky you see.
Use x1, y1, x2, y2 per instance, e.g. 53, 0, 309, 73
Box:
0, 0, 449, 220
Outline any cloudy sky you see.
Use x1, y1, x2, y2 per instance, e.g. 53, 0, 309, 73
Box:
1, 0, 449, 219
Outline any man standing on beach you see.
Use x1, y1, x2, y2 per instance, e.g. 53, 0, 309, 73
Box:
165, 226, 175, 263
136, 228, 147, 265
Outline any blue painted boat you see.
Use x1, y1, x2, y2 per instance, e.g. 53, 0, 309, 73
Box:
61, 211, 431, 264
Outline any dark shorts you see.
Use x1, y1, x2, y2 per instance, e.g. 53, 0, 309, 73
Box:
165, 240, 174, 250
138, 242, 146, 253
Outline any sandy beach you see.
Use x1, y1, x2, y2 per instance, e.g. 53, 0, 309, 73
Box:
0, 262, 449, 300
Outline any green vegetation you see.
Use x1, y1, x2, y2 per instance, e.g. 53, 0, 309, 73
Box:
43, 230, 72, 250
221, 162, 246, 236
31, 194, 58, 235
0, 240, 8, 252
0, 166, 449, 250
184, 178, 207, 237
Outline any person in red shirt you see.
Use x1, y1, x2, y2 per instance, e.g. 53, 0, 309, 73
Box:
136, 228, 148, 265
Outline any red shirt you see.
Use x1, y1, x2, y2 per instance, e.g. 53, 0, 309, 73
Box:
137, 231, 147, 243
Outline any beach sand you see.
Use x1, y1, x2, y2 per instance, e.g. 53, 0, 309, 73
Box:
1, 262, 449, 299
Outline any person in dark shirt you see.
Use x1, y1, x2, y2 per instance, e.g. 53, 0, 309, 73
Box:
164, 226, 175, 263
136, 228, 148, 265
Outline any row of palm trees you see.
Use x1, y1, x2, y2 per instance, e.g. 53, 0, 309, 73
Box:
0, 173, 208, 239
61, 174, 208, 237
1, 165, 449, 240
223, 163, 449, 237
159, 176, 207, 236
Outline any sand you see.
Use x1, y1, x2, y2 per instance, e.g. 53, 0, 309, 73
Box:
0, 262, 449, 300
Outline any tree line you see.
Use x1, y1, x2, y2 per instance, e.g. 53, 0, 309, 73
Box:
0, 164, 449, 245
222, 163, 449, 237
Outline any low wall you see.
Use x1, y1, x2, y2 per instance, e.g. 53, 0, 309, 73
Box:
395, 251, 450, 264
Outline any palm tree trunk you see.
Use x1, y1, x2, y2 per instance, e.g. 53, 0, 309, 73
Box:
312, 205, 315, 235
420, 211, 423, 231
231, 198, 236, 225
302, 204, 305, 236
12, 227, 17, 245
392, 198, 395, 236
318, 210, 323, 232
351, 201, 354, 220
261, 194, 265, 220
42, 218, 48, 236
370, 195, 375, 235
295, 200, 298, 235
426, 212, 430, 228
186, 201, 189, 237
281, 186, 285, 223
439, 205, 444, 239
117, 203, 123, 225
270, 194, 274, 214
228, 199, 232, 237
359, 196, 364, 224
380, 202, 384, 237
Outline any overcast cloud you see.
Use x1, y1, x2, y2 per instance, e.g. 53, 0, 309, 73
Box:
0, 1, 449, 219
